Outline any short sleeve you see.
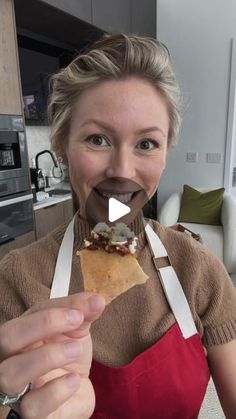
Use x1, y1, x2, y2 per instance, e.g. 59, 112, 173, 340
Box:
196, 247, 236, 347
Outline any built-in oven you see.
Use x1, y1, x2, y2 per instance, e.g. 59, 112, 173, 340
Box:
0, 193, 34, 244
0, 115, 34, 246
0, 115, 30, 197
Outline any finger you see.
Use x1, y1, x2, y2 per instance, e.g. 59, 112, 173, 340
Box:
26, 292, 105, 323
27, 293, 106, 340
20, 372, 80, 419
0, 307, 83, 359
26, 293, 106, 332
0, 294, 105, 359
0, 339, 83, 396
63, 294, 107, 339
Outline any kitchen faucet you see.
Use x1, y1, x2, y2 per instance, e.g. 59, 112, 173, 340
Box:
35, 150, 58, 171
32, 150, 58, 191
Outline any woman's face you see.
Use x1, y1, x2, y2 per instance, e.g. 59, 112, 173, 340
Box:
62, 77, 169, 224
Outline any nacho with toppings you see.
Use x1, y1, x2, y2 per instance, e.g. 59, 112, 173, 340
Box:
77, 222, 148, 304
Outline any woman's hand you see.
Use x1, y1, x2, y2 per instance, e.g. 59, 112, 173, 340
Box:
0, 293, 105, 419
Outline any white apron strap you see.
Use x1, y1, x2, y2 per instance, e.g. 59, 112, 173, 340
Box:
50, 216, 75, 299
144, 223, 197, 339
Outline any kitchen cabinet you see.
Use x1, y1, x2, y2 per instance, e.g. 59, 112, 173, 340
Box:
14, 0, 103, 54
131, 0, 156, 38
92, 0, 131, 34
25, 0, 156, 39
0, 0, 22, 114
42, 0, 92, 24
92, 0, 156, 37
34, 198, 74, 240
0, 231, 35, 260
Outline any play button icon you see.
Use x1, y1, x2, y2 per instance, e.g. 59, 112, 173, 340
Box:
85, 177, 149, 227
108, 197, 131, 222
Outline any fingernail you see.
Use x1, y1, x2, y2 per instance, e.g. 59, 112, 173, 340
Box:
66, 372, 80, 389
88, 295, 105, 311
67, 309, 83, 325
64, 341, 82, 357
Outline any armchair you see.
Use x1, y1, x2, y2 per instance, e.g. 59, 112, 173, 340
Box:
158, 190, 236, 275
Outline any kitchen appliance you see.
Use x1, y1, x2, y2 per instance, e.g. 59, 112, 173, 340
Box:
0, 115, 34, 245
0, 194, 34, 245
0, 115, 30, 197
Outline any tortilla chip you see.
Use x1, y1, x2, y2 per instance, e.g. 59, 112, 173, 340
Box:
78, 248, 148, 304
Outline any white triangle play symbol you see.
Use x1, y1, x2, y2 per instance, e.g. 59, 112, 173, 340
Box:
108, 197, 131, 222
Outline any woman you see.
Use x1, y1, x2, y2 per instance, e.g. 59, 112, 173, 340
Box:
0, 33, 236, 419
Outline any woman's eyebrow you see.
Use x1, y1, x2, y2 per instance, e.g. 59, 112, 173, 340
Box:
80, 119, 115, 133
135, 126, 166, 138
80, 118, 166, 138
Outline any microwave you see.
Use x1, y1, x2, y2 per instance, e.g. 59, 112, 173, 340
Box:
0, 115, 30, 197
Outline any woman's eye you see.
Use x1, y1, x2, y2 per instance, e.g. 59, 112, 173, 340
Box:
137, 139, 159, 150
86, 135, 109, 146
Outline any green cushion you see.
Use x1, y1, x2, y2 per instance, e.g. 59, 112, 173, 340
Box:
178, 185, 225, 225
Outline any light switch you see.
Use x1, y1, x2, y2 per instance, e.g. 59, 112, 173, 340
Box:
233, 167, 236, 187
206, 153, 222, 163
186, 152, 198, 162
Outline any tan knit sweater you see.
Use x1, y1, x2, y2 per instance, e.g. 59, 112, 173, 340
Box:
0, 212, 236, 368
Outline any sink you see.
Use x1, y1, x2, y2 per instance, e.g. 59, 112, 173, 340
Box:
48, 188, 71, 197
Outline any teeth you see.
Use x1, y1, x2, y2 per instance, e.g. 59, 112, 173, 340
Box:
99, 191, 134, 203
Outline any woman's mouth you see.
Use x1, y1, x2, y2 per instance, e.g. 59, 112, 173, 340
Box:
95, 189, 138, 204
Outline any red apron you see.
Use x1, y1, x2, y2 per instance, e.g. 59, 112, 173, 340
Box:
89, 223, 210, 418
50, 218, 210, 418
90, 323, 210, 418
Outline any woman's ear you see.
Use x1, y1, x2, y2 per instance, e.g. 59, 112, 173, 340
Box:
56, 149, 68, 165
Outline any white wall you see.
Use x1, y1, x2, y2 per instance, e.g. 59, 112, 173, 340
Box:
156, 0, 236, 208
26, 125, 52, 173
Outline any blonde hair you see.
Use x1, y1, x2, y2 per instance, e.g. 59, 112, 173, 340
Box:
48, 33, 182, 152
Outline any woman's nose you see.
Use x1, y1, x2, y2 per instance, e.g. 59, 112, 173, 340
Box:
105, 149, 136, 179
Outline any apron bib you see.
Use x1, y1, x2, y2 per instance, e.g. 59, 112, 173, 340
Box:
50, 217, 210, 418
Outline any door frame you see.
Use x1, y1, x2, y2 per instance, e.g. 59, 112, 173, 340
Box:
224, 38, 236, 196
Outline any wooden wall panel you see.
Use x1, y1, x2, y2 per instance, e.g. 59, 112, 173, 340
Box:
0, 0, 22, 115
